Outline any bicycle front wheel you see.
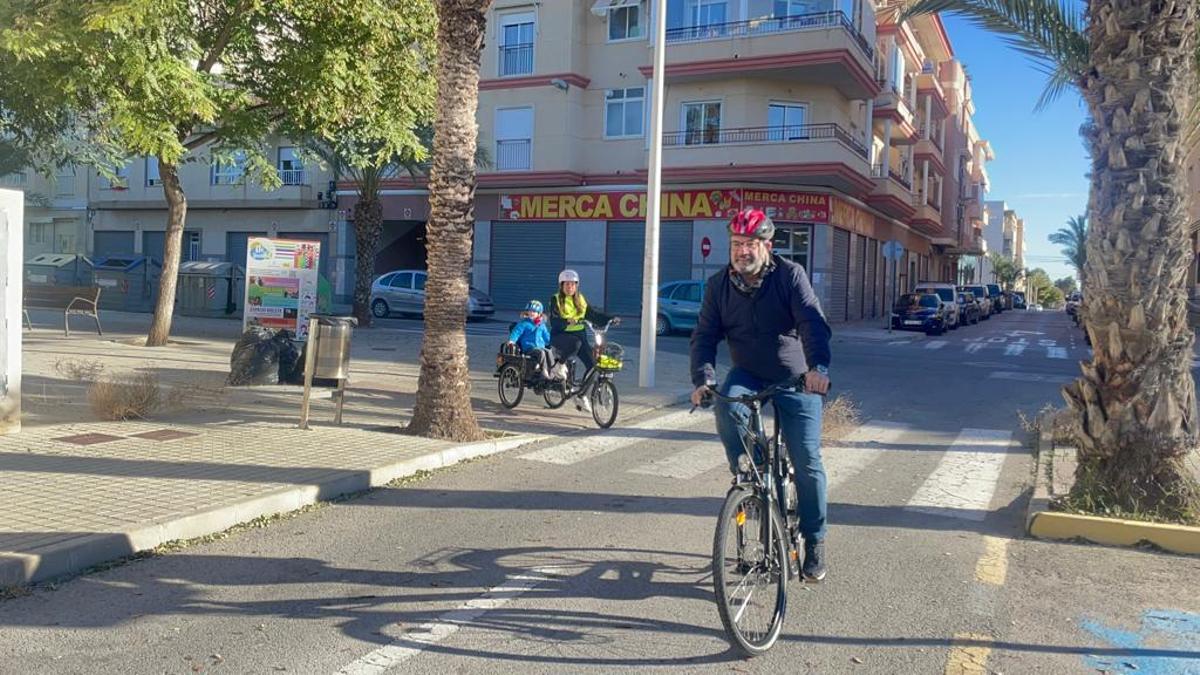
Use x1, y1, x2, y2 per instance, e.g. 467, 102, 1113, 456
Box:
590, 379, 619, 429
713, 487, 788, 657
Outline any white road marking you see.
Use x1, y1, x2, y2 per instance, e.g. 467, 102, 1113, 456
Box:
823, 422, 910, 491
335, 569, 557, 673
1038, 339, 1056, 347
1003, 343, 1026, 357
1046, 347, 1068, 359
964, 342, 985, 354
520, 409, 697, 465
925, 340, 948, 350
629, 441, 727, 480
988, 371, 1073, 384
906, 429, 1014, 521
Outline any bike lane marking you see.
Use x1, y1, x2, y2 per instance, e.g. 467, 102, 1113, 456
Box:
334, 568, 561, 674
519, 409, 697, 465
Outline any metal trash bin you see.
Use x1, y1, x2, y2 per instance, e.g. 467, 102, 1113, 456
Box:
93, 255, 162, 312
177, 261, 243, 317
299, 314, 358, 428
25, 253, 93, 287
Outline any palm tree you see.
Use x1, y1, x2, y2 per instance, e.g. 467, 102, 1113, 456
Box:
405, 0, 492, 441
1048, 214, 1087, 283
960, 262, 975, 284
905, 0, 1200, 519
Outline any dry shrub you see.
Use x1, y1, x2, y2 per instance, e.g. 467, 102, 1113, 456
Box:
54, 358, 105, 382
822, 394, 861, 440
88, 373, 164, 421
1018, 403, 1075, 446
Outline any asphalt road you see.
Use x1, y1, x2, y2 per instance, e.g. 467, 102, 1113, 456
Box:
2, 309, 1198, 674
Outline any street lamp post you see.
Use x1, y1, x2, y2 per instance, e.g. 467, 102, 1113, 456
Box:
638, 0, 669, 389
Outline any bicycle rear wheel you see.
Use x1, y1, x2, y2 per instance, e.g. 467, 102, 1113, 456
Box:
713, 487, 788, 657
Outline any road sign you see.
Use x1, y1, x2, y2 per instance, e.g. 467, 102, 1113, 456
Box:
882, 240, 904, 261
700, 236, 712, 259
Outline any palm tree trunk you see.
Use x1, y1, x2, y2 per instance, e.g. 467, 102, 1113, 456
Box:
146, 158, 186, 347
352, 194, 383, 328
1063, 0, 1200, 519
405, 0, 490, 441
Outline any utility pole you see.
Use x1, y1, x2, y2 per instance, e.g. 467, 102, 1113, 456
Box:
638, 0, 668, 389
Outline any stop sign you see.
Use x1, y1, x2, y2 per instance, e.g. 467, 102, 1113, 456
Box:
701, 236, 712, 259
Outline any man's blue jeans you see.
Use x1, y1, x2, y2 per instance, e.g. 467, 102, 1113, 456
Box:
713, 367, 827, 542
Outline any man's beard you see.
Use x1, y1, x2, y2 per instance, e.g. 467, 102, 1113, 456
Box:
733, 254, 767, 277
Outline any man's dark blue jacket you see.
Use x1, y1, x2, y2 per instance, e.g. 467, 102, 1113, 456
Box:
690, 255, 832, 387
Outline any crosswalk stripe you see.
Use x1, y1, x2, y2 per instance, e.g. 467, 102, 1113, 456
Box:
824, 422, 910, 491
964, 342, 985, 354
906, 429, 1014, 521
1004, 343, 1026, 357
1046, 347, 1068, 359
628, 441, 726, 480
520, 409, 697, 466
925, 340, 948, 350
988, 371, 1073, 384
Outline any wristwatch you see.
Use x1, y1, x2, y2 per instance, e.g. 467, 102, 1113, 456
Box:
811, 365, 829, 376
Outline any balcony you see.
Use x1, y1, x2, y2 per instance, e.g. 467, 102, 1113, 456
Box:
652, 11, 878, 99
915, 72, 950, 119
498, 43, 534, 77
914, 135, 944, 174
909, 193, 942, 235
866, 162, 915, 219
495, 139, 532, 171
660, 123, 872, 193
874, 84, 917, 142
279, 168, 307, 186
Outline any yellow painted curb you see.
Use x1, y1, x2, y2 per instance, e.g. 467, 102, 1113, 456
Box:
1029, 511, 1200, 555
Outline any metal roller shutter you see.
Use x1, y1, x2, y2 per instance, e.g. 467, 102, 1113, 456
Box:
490, 221, 566, 310
605, 220, 693, 315
830, 228, 850, 322
865, 238, 877, 319
93, 231, 135, 258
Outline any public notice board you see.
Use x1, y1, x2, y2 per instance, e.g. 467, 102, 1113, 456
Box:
243, 237, 320, 340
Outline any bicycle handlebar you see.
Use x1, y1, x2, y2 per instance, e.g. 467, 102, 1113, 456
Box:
690, 376, 813, 413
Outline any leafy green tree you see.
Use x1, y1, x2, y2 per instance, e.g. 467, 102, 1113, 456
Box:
1055, 276, 1078, 295
987, 253, 1023, 290
0, 0, 437, 346
1049, 215, 1088, 283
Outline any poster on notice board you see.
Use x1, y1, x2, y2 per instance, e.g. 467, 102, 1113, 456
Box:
243, 237, 320, 340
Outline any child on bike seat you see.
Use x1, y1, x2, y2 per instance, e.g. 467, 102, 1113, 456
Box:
507, 300, 555, 381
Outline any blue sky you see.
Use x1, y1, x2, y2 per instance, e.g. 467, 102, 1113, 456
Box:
941, 15, 1088, 283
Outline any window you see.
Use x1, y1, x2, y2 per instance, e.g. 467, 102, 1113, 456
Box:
211, 151, 246, 185
499, 13, 535, 76
682, 101, 721, 145
689, 0, 727, 27
672, 282, 702, 303
609, 3, 643, 40
55, 165, 76, 195
377, 273, 396, 287
145, 157, 161, 187
768, 103, 808, 141
103, 163, 129, 189
889, 42, 904, 92
186, 231, 201, 262
495, 107, 533, 171
414, 273, 427, 291
278, 147, 306, 185
390, 272, 413, 289
659, 284, 676, 299
772, 225, 812, 270
29, 222, 50, 245
605, 88, 645, 138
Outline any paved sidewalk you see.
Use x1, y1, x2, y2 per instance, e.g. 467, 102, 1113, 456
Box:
3, 311, 693, 587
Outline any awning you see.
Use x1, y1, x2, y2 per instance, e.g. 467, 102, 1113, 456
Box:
590, 0, 639, 17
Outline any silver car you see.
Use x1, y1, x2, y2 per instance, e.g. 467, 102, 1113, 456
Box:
370, 270, 495, 320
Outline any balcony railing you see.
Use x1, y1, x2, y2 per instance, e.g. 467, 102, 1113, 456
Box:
498, 43, 534, 76
664, 10, 873, 61
662, 123, 867, 158
914, 193, 941, 211
495, 139, 532, 171
871, 162, 911, 189
279, 168, 307, 185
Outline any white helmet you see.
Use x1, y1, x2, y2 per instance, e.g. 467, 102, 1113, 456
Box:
558, 269, 580, 284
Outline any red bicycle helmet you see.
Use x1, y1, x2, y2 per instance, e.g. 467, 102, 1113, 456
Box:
728, 207, 775, 241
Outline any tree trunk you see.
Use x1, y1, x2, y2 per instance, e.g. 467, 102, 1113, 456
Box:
146, 158, 187, 347
352, 194, 383, 328
405, 0, 492, 441
1063, 0, 1200, 520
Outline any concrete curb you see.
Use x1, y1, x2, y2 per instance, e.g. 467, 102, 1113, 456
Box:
1, 434, 544, 588
1025, 414, 1200, 556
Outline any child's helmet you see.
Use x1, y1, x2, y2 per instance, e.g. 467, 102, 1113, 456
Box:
525, 300, 544, 314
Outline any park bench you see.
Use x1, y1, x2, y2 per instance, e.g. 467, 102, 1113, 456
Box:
22, 285, 103, 337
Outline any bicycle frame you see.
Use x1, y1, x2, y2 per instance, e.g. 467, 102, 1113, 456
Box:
736, 399, 795, 578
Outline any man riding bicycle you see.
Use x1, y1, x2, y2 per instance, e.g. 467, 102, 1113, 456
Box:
690, 207, 833, 581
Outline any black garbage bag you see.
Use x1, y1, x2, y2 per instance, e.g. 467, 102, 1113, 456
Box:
227, 327, 281, 386
275, 330, 305, 385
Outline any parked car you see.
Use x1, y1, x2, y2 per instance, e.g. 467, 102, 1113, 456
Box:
1009, 291, 1027, 310
912, 281, 960, 330
957, 291, 981, 325
370, 269, 496, 320
958, 284, 993, 319
986, 284, 1006, 312
1065, 291, 1082, 317
892, 292, 948, 335
656, 280, 703, 335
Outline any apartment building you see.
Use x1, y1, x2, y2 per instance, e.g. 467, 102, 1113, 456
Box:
362, 0, 993, 320
978, 201, 1027, 290
10, 143, 354, 304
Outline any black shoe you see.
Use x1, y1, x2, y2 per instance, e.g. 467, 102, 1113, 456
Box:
802, 539, 826, 581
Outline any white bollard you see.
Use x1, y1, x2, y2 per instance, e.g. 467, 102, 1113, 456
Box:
0, 189, 23, 434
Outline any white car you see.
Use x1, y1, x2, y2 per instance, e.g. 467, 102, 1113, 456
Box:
958, 284, 993, 319
370, 269, 495, 320
913, 282, 961, 329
